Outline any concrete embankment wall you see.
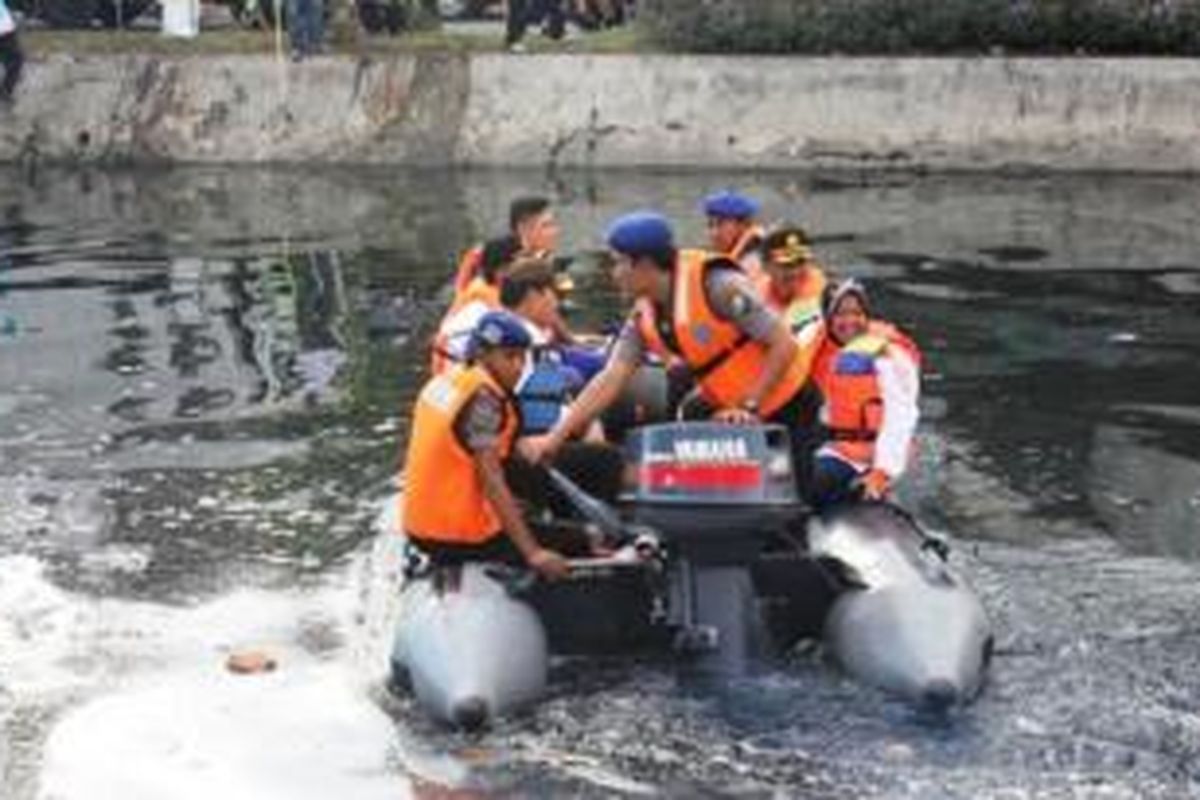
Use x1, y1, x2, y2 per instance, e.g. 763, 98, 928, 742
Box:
3, 53, 1200, 169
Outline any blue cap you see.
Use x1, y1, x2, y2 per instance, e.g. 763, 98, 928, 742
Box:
605, 211, 675, 258
469, 310, 533, 355
702, 190, 760, 220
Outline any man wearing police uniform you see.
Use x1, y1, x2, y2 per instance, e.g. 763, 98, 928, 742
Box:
702, 190, 767, 282
526, 211, 823, 499
404, 310, 572, 580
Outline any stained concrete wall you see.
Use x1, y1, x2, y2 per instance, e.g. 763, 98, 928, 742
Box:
3, 53, 1200, 169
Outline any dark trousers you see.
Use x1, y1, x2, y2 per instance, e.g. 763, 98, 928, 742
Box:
763, 382, 824, 505
286, 0, 324, 57
504, 440, 625, 518
408, 518, 594, 566
810, 454, 862, 512
506, 0, 565, 45
0, 32, 22, 103
408, 441, 624, 566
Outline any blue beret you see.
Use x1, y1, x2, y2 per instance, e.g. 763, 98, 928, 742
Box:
605, 211, 675, 258
702, 190, 760, 220
470, 310, 533, 354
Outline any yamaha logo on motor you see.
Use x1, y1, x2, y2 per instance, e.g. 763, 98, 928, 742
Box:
672, 438, 750, 462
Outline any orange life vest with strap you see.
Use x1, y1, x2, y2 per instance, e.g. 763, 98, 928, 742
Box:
812, 334, 839, 399
403, 365, 518, 543
757, 265, 829, 337
729, 224, 766, 282
452, 245, 484, 298
452, 276, 500, 314
430, 277, 503, 375
634, 249, 813, 417
823, 321, 922, 464
730, 224, 765, 263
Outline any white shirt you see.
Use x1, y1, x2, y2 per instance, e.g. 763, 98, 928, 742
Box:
0, 0, 16, 35
436, 300, 491, 365
513, 317, 554, 396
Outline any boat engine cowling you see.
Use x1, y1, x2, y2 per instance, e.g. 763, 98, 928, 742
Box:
620, 422, 804, 564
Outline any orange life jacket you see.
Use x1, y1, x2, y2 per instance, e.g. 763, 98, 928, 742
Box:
403, 364, 518, 544
812, 334, 839, 399
430, 277, 503, 375
451, 243, 548, 303
452, 245, 484, 298
757, 264, 829, 337
729, 224, 766, 283
634, 250, 813, 417
823, 321, 922, 464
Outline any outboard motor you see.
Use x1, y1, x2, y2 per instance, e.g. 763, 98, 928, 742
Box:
621, 422, 805, 671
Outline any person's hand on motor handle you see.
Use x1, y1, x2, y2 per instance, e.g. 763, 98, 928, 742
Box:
712, 407, 758, 425
518, 431, 564, 465
527, 547, 571, 581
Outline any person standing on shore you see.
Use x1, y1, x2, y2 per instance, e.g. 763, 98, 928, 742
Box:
506, 0, 566, 52
0, 0, 24, 107
287, 0, 324, 61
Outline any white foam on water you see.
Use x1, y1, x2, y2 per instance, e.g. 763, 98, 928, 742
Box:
38, 666, 406, 800
2, 495, 420, 800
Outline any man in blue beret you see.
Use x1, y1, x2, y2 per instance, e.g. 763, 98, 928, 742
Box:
702, 190, 767, 282
524, 211, 824, 499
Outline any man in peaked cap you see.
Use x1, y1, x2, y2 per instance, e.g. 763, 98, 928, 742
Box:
760, 224, 829, 341
702, 190, 767, 282
524, 211, 824, 500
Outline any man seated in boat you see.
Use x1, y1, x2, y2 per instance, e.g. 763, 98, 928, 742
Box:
524, 211, 824, 498
759, 224, 829, 341
487, 258, 625, 516
702, 190, 767, 283
404, 310, 573, 580
491, 259, 587, 431
451, 195, 562, 301
810, 279, 922, 508
433, 249, 601, 381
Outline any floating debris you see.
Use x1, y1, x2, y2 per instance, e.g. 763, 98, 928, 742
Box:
225, 650, 278, 675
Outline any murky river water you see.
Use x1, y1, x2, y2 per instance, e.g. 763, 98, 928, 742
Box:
1, 166, 1198, 799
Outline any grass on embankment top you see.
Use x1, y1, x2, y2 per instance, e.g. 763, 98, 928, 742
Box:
23, 24, 647, 58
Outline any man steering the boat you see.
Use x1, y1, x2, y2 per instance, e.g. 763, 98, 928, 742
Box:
524, 211, 823, 497
404, 310, 572, 581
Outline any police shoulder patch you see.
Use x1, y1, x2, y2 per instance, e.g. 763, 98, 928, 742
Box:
728, 289, 753, 319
